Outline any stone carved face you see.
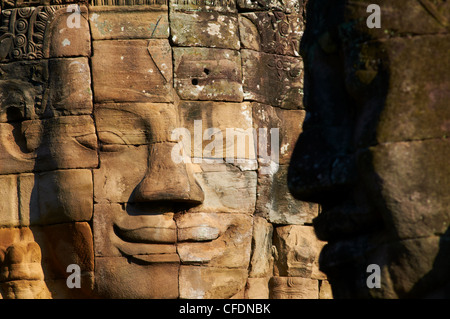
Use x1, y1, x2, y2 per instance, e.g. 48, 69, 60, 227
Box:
288, 0, 450, 298
0, 0, 325, 299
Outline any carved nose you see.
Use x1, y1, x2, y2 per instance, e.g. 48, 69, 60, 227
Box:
132, 142, 204, 204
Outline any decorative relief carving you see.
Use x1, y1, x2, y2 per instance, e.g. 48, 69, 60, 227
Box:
0, 4, 90, 61
0, 6, 60, 61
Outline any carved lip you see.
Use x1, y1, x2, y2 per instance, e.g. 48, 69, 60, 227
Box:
114, 224, 177, 244
313, 205, 383, 242
113, 215, 221, 244
177, 225, 220, 242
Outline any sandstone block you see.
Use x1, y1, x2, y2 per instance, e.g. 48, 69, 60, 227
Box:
89, 6, 169, 40
0, 280, 50, 299
359, 139, 450, 240
37, 169, 93, 225
248, 216, 273, 278
242, 49, 303, 108
0, 57, 92, 120
269, 276, 319, 299
179, 266, 248, 299
178, 101, 255, 162
244, 277, 270, 299
348, 35, 450, 147
170, 11, 240, 50
256, 165, 319, 225
30, 222, 94, 280
92, 39, 173, 103
190, 163, 257, 214
170, 0, 237, 13
173, 47, 243, 102
273, 225, 326, 279
94, 256, 179, 298
319, 280, 333, 299
237, 0, 302, 13
252, 102, 305, 165
176, 212, 252, 268
34, 115, 98, 171
239, 12, 303, 56
0, 175, 19, 227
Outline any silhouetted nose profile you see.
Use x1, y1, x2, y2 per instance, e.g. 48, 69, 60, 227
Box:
132, 142, 204, 204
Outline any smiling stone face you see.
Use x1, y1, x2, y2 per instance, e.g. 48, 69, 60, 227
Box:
0, 0, 329, 299
288, 0, 450, 298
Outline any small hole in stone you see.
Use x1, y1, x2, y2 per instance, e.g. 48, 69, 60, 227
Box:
192, 78, 199, 85
204, 68, 210, 75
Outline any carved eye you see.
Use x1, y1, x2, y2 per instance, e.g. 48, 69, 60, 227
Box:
75, 133, 98, 151
98, 131, 129, 152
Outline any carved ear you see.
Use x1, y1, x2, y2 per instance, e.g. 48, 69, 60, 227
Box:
0, 35, 13, 61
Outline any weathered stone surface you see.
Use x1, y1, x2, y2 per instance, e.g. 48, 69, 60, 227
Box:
0, 175, 19, 226
178, 101, 255, 162
0, 223, 94, 298
31, 222, 94, 280
91, 0, 168, 6
179, 266, 247, 299
89, 7, 169, 40
239, 12, 303, 56
359, 139, 450, 240
257, 165, 319, 225
273, 225, 325, 279
173, 47, 243, 102
37, 169, 93, 225
245, 277, 270, 299
95, 256, 179, 298
0, 280, 50, 299
190, 163, 257, 214
34, 115, 98, 171
95, 102, 179, 145
343, 0, 450, 43
91, 39, 173, 103
0, 5, 91, 62
237, 0, 303, 13
0, 117, 92, 174
94, 140, 203, 204
319, 280, 333, 299
170, 0, 236, 13
252, 102, 305, 165
248, 216, 273, 278
176, 213, 252, 268
242, 49, 303, 108
0, 58, 92, 120
171, 11, 240, 50
349, 35, 450, 147
269, 276, 319, 299
2, 170, 93, 227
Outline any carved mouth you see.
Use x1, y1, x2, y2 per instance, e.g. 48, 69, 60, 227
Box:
314, 204, 385, 273
313, 205, 383, 242
112, 213, 221, 264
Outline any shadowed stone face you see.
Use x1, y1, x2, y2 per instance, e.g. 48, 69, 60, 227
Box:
288, 0, 450, 298
0, 0, 330, 299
